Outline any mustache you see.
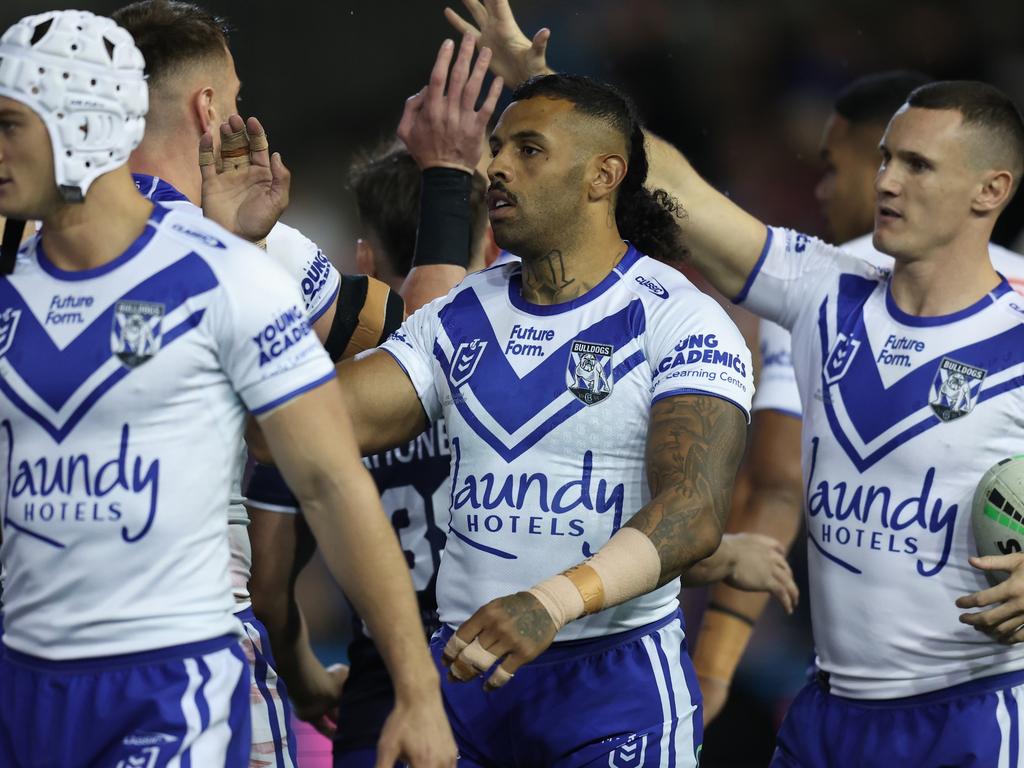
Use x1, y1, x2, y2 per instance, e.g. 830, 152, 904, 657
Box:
488, 182, 519, 205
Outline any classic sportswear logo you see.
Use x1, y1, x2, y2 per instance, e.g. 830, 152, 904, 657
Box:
634, 274, 668, 298
170, 222, 225, 249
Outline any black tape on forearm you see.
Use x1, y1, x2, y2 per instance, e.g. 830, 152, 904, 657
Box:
324, 274, 405, 362
412, 167, 473, 269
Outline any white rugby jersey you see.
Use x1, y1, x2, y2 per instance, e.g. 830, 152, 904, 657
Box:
382, 246, 753, 640
133, 174, 340, 605
753, 233, 1024, 416
0, 203, 335, 659
741, 227, 1024, 698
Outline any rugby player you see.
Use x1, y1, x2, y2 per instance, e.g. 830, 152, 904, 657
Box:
111, 2, 458, 763
691, 70, 1024, 724
0, 9, 454, 768
646, 79, 1024, 765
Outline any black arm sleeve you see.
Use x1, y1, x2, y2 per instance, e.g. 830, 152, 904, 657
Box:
411, 167, 473, 269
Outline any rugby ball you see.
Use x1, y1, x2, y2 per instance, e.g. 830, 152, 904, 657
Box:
972, 455, 1024, 584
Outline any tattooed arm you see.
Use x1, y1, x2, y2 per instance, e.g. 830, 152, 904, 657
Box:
629, 394, 748, 584
442, 394, 747, 689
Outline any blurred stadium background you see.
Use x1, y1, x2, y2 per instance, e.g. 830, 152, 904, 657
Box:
5, 1, 1023, 764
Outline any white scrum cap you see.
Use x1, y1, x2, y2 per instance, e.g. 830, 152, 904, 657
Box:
0, 10, 147, 201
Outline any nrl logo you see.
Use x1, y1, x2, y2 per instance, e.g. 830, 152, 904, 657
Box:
111, 300, 164, 368
566, 340, 613, 405
0, 308, 22, 359
822, 332, 861, 385
608, 733, 648, 767
930, 357, 986, 422
450, 339, 487, 387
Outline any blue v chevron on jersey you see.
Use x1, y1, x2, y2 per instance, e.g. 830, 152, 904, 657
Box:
741, 227, 1024, 700
0, 250, 218, 443
0, 204, 335, 662
383, 245, 753, 642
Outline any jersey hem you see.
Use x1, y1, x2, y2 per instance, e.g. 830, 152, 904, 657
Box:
249, 369, 336, 416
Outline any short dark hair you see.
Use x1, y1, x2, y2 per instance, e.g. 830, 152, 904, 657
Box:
112, 0, 230, 87
908, 80, 1024, 191
348, 144, 488, 277
834, 70, 932, 126
509, 74, 685, 263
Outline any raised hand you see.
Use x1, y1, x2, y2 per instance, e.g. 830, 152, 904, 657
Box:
444, 0, 553, 87
199, 114, 290, 243
442, 591, 558, 691
397, 34, 503, 174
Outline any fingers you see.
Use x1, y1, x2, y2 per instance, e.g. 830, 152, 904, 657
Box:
448, 637, 499, 682
478, 75, 504, 124
245, 116, 270, 168
444, 7, 480, 40
198, 130, 217, 180
427, 39, 455, 119
460, 0, 489, 27
461, 45, 492, 114
531, 27, 551, 57
269, 151, 290, 209
447, 33, 476, 111
397, 88, 427, 146
956, 581, 1007, 610
220, 114, 251, 170
960, 600, 1020, 631
484, 652, 526, 691
970, 554, 1024, 572
374, 735, 400, 768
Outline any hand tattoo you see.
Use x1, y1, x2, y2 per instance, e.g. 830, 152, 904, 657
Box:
499, 592, 556, 645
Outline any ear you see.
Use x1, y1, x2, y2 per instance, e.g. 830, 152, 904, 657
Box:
972, 169, 1014, 215
191, 86, 218, 136
588, 152, 628, 202
355, 237, 377, 277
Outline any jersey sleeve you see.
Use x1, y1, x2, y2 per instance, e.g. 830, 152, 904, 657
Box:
378, 295, 446, 423
208, 242, 336, 416
265, 222, 341, 324
245, 463, 299, 514
751, 318, 802, 417
648, 289, 754, 420
736, 227, 849, 331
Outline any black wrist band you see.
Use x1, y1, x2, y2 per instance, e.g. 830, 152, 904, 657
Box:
706, 601, 757, 627
412, 167, 473, 269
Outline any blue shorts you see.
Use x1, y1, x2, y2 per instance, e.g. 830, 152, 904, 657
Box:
772, 668, 1024, 767
0, 633, 250, 768
236, 606, 299, 768
432, 609, 701, 768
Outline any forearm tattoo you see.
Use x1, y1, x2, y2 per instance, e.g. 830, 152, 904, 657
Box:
628, 395, 747, 583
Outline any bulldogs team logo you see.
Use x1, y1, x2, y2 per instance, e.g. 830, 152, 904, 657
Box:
450, 339, 487, 387
607, 733, 648, 767
111, 300, 164, 368
0, 308, 22, 359
930, 357, 986, 422
566, 340, 613, 405
822, 332, 861, 385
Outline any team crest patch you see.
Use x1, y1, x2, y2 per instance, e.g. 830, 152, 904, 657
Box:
450, 339, 487, 387
566, 340, 613, 405
111, 300, 164, 368
930, 357, 986, 422
607, 733, 648, 767
822, 332, 861, 385
0, 308, 22, 359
